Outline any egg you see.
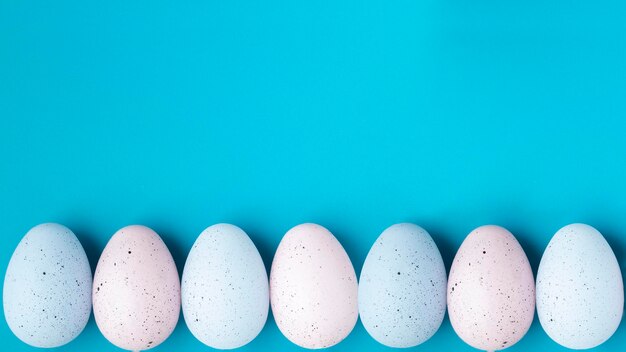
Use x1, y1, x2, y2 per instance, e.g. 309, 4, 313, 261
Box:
270, 223, 358, 349
447, 225, 535, 351
92, 225, 180, 351
181, 224, 269, 349
358, 223, 447, 348
536, 223, 624, 349
3, 223, 92, 348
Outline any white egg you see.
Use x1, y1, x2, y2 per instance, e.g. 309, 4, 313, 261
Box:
270, 223, 358, 349
92, 225, 180, 351
3, 223, 92, 348
359, 223, 447, 348
447, 225, 535, 351
536, 223, 624, 349
182, 224, 269, 349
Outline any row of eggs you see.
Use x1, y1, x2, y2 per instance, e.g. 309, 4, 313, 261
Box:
3, 222, 623, 351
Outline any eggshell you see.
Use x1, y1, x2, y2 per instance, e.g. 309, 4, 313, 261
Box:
536, 223, 624, 349
181, 224, 269, 349
447, 225, 535, 351
358, 223, 447, 348
93, 225, 180, 351
3, 223, 92, 348
270, 223, 358, 349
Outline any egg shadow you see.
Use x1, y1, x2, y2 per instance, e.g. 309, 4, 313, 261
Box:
590, 223, 625, 290
141, 221, 190, 277
506, 225, 544, 275
595, 224, 625, 263
235, 222, 278, 276
323, 222, 368, 275
61, 219, 106, 273
413, 220, 461, 274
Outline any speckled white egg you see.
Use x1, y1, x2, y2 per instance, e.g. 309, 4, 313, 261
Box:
270, 223, 358, 349
3, 223, 92, 348
536, 223, 624, 349
181, 224, 269, 349
358, 223, 447, 348
447, 225, 535, 351
92, 225, 180, 351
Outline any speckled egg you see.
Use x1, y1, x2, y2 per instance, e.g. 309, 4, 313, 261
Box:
181, 224, 269, 349
536, 223, 624, 349
270, 223, 358, 349
358, 223, 447, 348
92, 225, 180, 351
3, 223, 92, 348
447, 225, 535, 351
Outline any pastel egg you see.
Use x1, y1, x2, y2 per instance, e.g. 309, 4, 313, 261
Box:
3, 223, 92, 347
93, 225, 180, 351
536, 223, 624, 349
181, 224, 269, 349
358, 223, 447, 348
270, 223, 358, 349
447, 225, 535, 351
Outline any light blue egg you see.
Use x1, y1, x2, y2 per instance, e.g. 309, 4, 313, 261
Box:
3, 223, 92, 348
536, 223, 624, 349
181, 223, 269, 349
358, 223, 447, 348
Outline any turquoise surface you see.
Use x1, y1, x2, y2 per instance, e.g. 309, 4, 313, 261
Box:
1, 1, 625, 351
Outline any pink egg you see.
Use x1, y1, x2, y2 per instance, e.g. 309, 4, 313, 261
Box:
447, 225, 535, 351
270, 223, 358, 349
93, 225, 180, 351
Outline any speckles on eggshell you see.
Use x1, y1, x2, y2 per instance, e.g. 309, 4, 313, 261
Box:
270, 223, 358, 349
181, 223, 269, 349
447, 225, 535, 351
3, 223, 92, 348
92, 225, 180, 351
359, 223, 447, 348
536, 223, 624, 349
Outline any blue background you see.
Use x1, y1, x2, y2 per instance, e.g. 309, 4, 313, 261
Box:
1, 0, 625, 351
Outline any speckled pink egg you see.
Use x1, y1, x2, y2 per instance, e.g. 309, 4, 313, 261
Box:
93, 225, 181, 351
447, 225, 535, 351
270, 223, 358, 349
